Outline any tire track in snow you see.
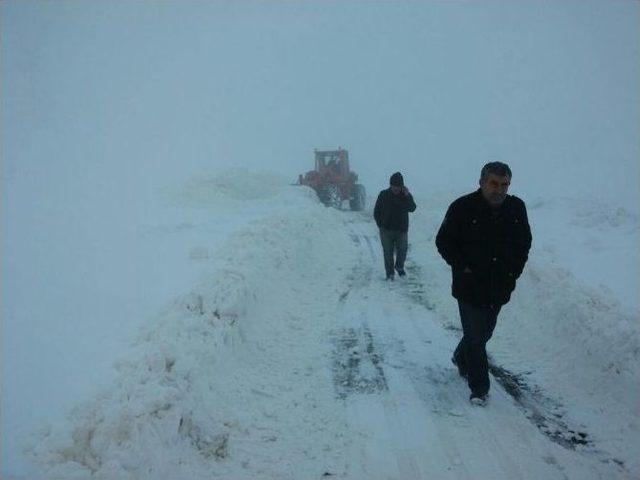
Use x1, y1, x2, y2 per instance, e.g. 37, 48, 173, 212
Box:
331, 325, 388, 400
332, 222, 432, 478
331, 212, 622, 479
400, 260, 630, 476
335, 221, 523, 478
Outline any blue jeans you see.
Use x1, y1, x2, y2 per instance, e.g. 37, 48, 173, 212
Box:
453, 300, 501, 396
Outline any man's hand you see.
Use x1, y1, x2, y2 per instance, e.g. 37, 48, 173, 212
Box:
402, 186, 410, 196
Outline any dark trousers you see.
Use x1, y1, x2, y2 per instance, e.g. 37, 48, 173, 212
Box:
453, 300, 501, 396
379, 228, 408, 277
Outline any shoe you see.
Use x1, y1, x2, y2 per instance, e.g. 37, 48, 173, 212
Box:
451, 355, 468, 378
386, 275, 395, 281
395, 268, 406, 277
469, 393, 488, 406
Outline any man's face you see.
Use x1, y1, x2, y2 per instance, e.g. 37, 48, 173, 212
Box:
390, 185, 402, 195
480, 173, 511, 207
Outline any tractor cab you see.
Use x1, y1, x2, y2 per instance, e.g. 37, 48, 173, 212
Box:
298, 148, 366, 210
314, 149, 350, 179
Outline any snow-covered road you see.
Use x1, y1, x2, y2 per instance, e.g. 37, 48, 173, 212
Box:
22, 177, 639, 479
326, 218, 623, 479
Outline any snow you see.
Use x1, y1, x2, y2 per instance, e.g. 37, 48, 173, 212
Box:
2, 168, 302, 478
18, 175, 361, 479
4, 173, 637, 479
2, 1, 639, 479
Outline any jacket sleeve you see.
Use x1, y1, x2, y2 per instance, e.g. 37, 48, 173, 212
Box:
511, 200, 532, 278
373, 192, 383, 228
404, 194, 417, 212
435, 202, 466, 270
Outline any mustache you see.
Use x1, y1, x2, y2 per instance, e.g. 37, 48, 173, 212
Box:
489, 193, 507, 202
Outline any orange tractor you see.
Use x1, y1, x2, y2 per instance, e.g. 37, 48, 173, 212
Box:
297, 149, 366, 210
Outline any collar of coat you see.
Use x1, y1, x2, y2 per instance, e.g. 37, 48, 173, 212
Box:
472, 188, 513, 215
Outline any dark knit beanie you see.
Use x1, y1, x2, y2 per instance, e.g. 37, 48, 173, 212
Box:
390, 172, 404, 187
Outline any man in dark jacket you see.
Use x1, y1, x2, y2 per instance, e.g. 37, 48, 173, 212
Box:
435, 162, 532, 405
374, 172, 417, 281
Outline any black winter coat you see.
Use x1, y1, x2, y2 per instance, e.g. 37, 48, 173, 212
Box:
374, 189, 417, 232
435, 189, 532, 307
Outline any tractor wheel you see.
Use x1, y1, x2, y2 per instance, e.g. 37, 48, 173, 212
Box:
350, 184, 366, 211
318, 184, 342, 208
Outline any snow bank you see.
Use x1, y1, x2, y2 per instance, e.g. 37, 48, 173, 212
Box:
25, 173, 357, 479
163, 168, 293, 206
19, 180, 640, 478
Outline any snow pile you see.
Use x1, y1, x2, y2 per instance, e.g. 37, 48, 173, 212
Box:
529, 196, 639, 314
496, 196, 640, 471
16, 180, 640, 478
164, 169, 292, 207
26, 176, 358, 479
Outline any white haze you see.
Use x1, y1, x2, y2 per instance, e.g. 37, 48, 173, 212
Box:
3, 1, 639, 201
2, 1, 639, 478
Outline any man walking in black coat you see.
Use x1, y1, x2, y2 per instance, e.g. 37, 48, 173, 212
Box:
435, 162, 532, 405
374, 172, 417, 281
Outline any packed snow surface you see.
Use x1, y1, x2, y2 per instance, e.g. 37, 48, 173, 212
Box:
7, 172, 637, 479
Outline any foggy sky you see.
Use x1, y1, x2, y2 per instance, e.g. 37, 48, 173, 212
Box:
3, 1, 639, 202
